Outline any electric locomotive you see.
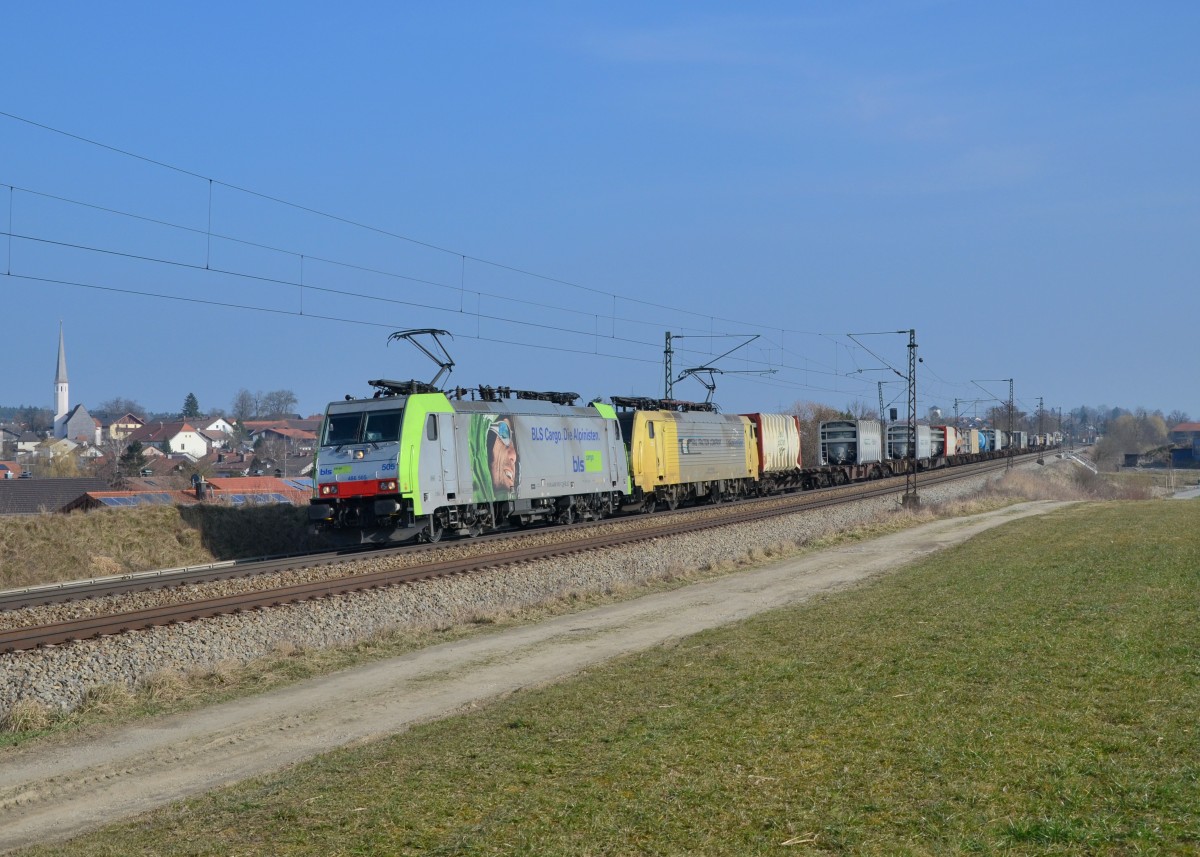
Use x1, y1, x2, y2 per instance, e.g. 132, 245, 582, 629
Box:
309, 380, 628, 544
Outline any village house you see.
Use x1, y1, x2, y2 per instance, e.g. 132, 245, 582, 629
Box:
126, 421, 213, 458
102, 413, 146, 441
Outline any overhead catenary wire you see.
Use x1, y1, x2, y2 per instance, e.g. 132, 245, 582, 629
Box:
1, 110, 980, 409
0, 110, 833, 338
0, 218, 872, 389
1, 178, 859, 384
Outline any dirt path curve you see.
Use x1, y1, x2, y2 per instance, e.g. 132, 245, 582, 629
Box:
0, 501, 1071, 853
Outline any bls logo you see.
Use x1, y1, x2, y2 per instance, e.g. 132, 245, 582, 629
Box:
572, 456, 586, 473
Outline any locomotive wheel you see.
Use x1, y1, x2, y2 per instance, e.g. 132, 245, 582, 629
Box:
421, 515, 443, 543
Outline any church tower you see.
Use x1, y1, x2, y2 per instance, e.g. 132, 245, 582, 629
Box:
53, 323, 69, 438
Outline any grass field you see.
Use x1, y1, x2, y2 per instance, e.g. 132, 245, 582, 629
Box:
18, 499, 1198, 856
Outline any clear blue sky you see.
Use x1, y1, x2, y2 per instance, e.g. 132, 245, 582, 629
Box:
2, 2, 1196, 424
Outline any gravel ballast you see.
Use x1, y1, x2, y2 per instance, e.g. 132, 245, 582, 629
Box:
1, 469, 1011, 717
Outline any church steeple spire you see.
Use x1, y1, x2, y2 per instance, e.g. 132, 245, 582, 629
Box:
54, 322, 70, 436
55, 322, 69, 386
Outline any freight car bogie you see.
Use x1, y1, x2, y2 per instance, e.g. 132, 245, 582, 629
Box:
651, 476, 755, 510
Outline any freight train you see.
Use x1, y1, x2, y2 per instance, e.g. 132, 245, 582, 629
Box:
308, 378, 1054, 545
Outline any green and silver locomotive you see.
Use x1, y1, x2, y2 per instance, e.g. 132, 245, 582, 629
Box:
309, 380, 630, 544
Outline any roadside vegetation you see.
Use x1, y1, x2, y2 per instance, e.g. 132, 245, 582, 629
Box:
11, 494, 1199, 855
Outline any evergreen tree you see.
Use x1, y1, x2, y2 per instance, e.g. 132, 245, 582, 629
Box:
181, 393, 201, 420
119, 441, 148, 476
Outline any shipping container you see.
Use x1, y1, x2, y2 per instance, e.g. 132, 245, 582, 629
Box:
742, 412, 803, 474
886, 424, 932, 460
819, 419, 883, 466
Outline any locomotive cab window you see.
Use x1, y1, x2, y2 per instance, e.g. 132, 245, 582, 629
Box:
322, 409, 402, 445
426, 414, 438, 441
364, 410, 402, 443
323, 413, 363, 446
647, 421, 655, 438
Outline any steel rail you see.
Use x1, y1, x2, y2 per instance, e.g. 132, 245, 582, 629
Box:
2, 452, 1035, 613
0, 455, 1026, 652
0, 544, 425, 613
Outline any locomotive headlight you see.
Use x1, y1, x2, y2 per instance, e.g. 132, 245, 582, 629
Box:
320, 484, 338, 496
379, 480, 397, 492
354, 450, 365, 460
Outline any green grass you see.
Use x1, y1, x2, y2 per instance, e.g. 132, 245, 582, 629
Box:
19, 500, 1200, 856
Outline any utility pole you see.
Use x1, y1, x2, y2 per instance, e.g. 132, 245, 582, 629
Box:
971, 378, 1013, 467
844, 328, 918, 505
1007, 379, 1015, 469
903, 328, 919, 507
1037, 396, 1045, 465
664, 332, 674, 400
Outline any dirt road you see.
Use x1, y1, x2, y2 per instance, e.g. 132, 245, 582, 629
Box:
0, 501, 1070, 853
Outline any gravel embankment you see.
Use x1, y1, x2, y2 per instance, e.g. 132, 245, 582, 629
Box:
1, 469, 1008, 717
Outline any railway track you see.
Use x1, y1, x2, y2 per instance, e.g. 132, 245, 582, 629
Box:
0, 455, 1028, 653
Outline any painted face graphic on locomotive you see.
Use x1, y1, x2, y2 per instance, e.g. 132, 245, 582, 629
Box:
470, 414, 519, 501
488, 417, 518, 493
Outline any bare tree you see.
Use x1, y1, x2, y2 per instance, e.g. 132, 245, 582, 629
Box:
19, 406, 53, 433
91, 434, 133, 486
1093, 411, 1169, 470
231, 389, 257, 422
1138, 413, 1168, 449
790, 400, 849, 470
261, 390, 298, 419
95, 398, 147, 421
845, 400, 876, 420
44, 449, 80, 478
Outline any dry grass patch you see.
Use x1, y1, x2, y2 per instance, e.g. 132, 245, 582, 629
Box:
0, 698, 52, 733
0, 503, 317, 589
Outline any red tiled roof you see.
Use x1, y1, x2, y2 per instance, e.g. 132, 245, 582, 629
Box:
78, 490, 199, 506
255, 426, 316, 441
206, 477, 296, 492
1171, 422, 1200, 433
201, 476, 308, 505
